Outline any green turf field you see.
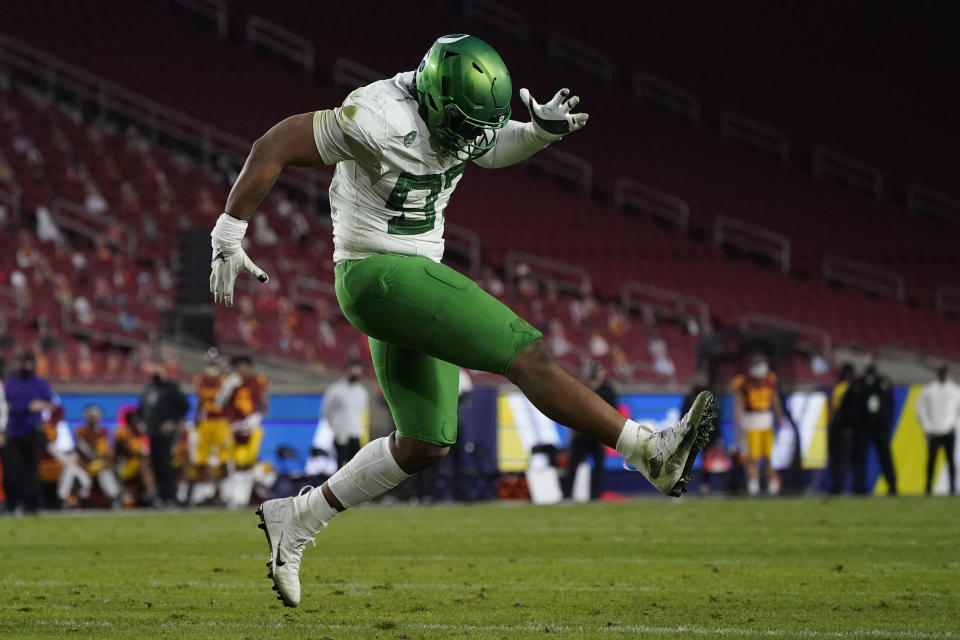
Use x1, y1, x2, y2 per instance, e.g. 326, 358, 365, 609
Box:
1, 497, 958, 639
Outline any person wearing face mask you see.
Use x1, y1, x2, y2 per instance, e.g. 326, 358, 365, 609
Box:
139, 364, 191, 506
1, 352, 54, 514
843, 364, 897, 496
731, 353, 785, 496
322, 361, 370, 469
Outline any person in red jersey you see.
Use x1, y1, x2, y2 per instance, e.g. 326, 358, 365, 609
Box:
73, 405, 121, 506
190, 350, 230, 504
731, 353, 786, 496
215, 355, 268, 508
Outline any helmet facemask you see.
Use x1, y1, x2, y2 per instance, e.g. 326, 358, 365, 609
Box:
436, 101, 510, 161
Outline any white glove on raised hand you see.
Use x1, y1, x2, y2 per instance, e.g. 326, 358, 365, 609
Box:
210, 213, 269, 308
519, 87, 590, 141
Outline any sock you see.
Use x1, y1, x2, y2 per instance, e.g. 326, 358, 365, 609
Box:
294, 436, 409, 530
768, 476, 781, 496
615, 419, 654, 459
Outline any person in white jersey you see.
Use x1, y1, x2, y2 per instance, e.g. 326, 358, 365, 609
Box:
208, 33, 719, 608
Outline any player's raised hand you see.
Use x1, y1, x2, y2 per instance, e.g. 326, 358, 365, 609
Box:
519, 87, 589, 141
210, 213, 269, 308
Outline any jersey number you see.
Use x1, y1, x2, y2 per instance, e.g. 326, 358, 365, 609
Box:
386, 164, 466, 236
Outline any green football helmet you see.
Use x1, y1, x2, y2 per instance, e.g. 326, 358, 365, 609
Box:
415, 34, 512, 160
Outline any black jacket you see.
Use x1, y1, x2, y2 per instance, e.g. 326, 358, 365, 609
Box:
841, 372, 894, 433
139, 376, 190, 435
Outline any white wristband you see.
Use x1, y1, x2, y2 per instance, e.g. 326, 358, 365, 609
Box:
211, 212, 248, 252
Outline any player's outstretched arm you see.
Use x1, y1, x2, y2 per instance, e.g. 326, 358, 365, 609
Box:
474, 88, 589, 169
211, 113, 322, 307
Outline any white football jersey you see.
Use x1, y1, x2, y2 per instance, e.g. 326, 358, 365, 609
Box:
312, 71, 468, 263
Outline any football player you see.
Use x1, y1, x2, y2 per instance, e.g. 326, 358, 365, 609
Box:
190, 350, 230, 504
731, 353, 785, 496
214, 355, 268, 508
209, 34, 718, 607
113, 406, 156, 507
73, 405, 121, 505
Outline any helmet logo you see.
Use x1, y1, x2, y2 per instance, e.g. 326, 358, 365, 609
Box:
437, 34, 470, 44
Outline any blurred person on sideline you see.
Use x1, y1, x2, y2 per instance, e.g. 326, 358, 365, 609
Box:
1, 352, 54, 514
37, 405, 73, 508
215, 355, 268, 508
731, 353, 785, 496
844, 364, 897, 496
827, 364, 857, 494
322, 360, 369, 469
73, 405, 121, 506
560, 360, 615, 500
114, 407, 156, 506
190, 350, 230, 505
139, 365, 190, 506
916, 366, 959, 496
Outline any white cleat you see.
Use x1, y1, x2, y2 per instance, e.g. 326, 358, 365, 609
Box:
623, 391, 718, 497
255, 486, 321, 608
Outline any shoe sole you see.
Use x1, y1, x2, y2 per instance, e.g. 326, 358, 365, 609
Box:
668, 391, 719, 497
255, 505, 296, 607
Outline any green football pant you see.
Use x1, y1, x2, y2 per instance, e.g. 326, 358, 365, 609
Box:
334, 254, 542, 446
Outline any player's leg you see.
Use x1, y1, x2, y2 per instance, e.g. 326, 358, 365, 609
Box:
946, 432, 957, 495
744, 431, 762, 496
560, 434, 590, 499
762, 430, 780, 495
257, 338, 459, 607
335, 255, 717, 496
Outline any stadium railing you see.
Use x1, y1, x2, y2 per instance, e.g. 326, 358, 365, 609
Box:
739, 312, 833, 361
527, 147, 593, 195
632, 72, 701, 125
720, 111, 790, 164
713, 215, 791, 273
822, 255, 906, 301
289, 276, 339, 312
245, 15, 315, 78
906, 183, 960, 226
545, 32, 613, 85
934, 285, 960, 316
812, 145, 883, 202
620, 281, 711, 335
444, 223, 482, 277
0, 33, 324, 211
613, 178, 690, 232
503, 251, 592, 296
51, 198, 137, 258
462, 0, 529, 43
169, 0, 228, 41
333, 57, 384, 92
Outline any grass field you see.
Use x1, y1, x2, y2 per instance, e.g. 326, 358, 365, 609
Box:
1, 497, 959, 639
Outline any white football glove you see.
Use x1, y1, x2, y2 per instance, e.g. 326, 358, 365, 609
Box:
209, 213, 269, 308
519, 87, 590, 141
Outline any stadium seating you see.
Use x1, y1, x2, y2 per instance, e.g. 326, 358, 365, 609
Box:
2, 0, 960, 384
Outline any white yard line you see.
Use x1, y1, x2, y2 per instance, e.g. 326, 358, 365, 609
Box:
3, 619, 958, 638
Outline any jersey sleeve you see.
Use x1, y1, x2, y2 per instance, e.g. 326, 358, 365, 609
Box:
312, 90, 387, 174
472, 121, 550, 169
731, 375, 746, 391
